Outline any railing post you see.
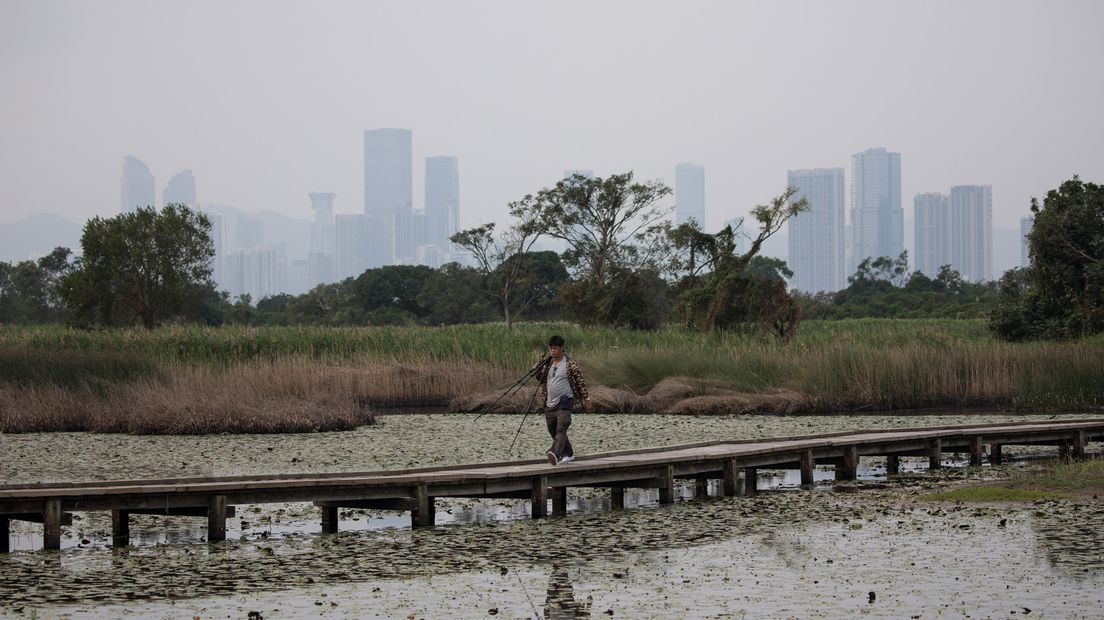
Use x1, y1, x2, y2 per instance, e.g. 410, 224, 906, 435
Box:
886, 455, 900, 476
800, 450, 815, 486
413, 484, 435, 527
609, 487, 625, 511
531, 477, 548, 518
111, 509, 130, 548
207, 495, 227, 542
44, 499, 62, 551
969, 436, 984, 467
840, 446, 858, 481
551, 487, 568, 516
723, 459, 738, 497
321, 506, 339, 534
658, 465, 675, 505
928, 439, 942, 470
743, 468, 757, 497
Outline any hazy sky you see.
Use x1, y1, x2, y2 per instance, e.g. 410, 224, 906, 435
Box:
2, 0, 1102, 234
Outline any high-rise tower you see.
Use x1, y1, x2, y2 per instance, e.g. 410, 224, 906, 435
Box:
787, 168, 846, 293
424, 156, 459, 250
675, 163, 705, 228
364, 128, 412, 264
163, 170, 196, 207
850, 148, 903, 273
120, 156, 155, 213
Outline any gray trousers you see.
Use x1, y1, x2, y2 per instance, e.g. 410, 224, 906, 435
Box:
545, 396, 574, 459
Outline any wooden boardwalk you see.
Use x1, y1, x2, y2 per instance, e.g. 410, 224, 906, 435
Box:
2, 419, 1102, 552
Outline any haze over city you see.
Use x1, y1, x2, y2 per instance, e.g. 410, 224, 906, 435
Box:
2, 0, 1102, 282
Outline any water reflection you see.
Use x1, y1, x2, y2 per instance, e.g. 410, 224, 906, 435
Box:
544, 565, 592, 619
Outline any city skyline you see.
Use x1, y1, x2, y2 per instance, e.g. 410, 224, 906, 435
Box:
2, 1, 1100, 244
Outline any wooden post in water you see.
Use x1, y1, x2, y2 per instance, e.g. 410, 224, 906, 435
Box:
886, 455, 900, 476
840, 446, 858, 481
111, 509, 130, 547
659, 465, 675, 505
928, 439, 942, 470
742, 468, 757, 497
1072, 431, 1086, 459
800, 450, 815, 486
722, 459, 738, 497
609, 487, 625, 511
969, 436, 984, 467
321, 506, 339, 534
991, 443, 1003, 465
531, 477, 548, 518
207, 495, 227, 542
551, 487, 567, 516
412, 484, 435, 527
1, 516, 9, 554
43, 499, 62, 551
695, 478, 709, 498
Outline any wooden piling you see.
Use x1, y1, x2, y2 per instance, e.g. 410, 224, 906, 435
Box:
43, 499, 62, 551
886, 454, 900, 476
321, 505, 339, 534
609, 487, 625, 510
969, 436, 984, 467
412, 484, 435, 527
111, 509, 130, 548
928, 439, 942, 470
531, 477, 548, 518
723, 459, 738, 497
207, 495, 227, 542
743, 468, 757, 497
800, 450, 815, 485
1072, 430, 1086, 459
551, 487, 567, 516
659, 465, 675, 505
840, 446, 858, 481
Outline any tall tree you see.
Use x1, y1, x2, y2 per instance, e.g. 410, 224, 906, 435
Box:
450, 217, 545, 328
0, 246, 72, 323
58, 205, 214, 327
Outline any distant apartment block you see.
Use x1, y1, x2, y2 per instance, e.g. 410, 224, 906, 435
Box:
424, 156, 460, 250
914, 193, 949, 277
335, 214, 370, 280
787, 168, 845, 293
364, 128, 412, 264
675, 163, 705, 228
163, 170, 196, 207
223, 245, 286, 302
120, 156, 155, 213
948, 185, 992, 282
911, 186, 993, 282
1020, 215, 1033, 267
308, 192, 337, 286
850, 148, 903, 274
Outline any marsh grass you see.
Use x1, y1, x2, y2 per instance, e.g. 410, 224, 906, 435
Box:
920, 457, 1104, 502
1, 319, 1101, 433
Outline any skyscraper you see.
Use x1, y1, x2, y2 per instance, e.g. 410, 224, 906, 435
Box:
120, 156, 155, 213
163, 170, 196, 207
850, 148, 903, 274
675, 163, 705, 228
308, 192, 337, 286
335, 214, 371, 280
424, 156, 459, 250
914, 193, 949, 277
787, 168, 845, 293
948, 185, 992, 282
364, 128, 412, 264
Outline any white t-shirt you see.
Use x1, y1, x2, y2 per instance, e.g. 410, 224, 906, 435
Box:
546, 357, 573, 408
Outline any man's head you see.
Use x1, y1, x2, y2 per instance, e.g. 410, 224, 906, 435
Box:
548, 335, 565, 360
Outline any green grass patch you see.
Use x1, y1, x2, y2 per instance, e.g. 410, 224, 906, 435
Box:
921, 459, 1104, 502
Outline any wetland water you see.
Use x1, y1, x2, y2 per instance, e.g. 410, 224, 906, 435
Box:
2, 412, 1102, 618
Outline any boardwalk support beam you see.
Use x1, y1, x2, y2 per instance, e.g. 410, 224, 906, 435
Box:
928, 439, 942, 470
800, 450, 815, 486
412, 484, 435, 527
531, 477, 548, 518
658, 465, 675, 505
321, 506, 339, 534
840, 446, 858, 481
886, 455, 900, 476
207, 495, 227, 542
743, 468, 757, 497
969, 436, 984, 467
723, 459, 738, 497
43, 499, 62, 551
609, 487, 624, 510
695, 479, 709, 498
112, 509, 130, 547
551, 487, 567, 516
1072, 431, 1086, 459
991, 444, 1003, 465
1, 516, 9, 554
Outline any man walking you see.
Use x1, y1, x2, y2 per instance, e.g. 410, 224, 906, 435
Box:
536, 335, 591, 466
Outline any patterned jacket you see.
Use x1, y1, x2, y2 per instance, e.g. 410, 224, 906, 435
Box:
535, 354, 590, 408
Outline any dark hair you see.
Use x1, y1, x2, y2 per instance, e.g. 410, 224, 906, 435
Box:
548, 335, 565, 347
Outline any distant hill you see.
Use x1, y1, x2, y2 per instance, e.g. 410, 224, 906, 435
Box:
0, 214, 82, 263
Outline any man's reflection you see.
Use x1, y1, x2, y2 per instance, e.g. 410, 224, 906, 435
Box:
544, 565, 591, 619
